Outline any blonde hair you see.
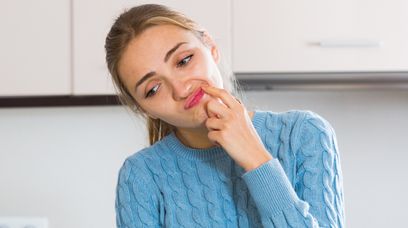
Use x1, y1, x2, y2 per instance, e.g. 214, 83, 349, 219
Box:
105, 4, 241, 145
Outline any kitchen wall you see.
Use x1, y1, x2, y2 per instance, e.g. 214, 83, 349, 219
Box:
1, 89, 407, 227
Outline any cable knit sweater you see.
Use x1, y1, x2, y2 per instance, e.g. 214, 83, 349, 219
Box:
115, 110, 345, 227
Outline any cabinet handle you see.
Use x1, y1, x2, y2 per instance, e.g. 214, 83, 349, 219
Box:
318, 39, 382, 48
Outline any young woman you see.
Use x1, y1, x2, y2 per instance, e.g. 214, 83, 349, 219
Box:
105, 4, 345, 228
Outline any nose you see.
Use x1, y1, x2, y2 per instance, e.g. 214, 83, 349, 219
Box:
169, 78, 193, 101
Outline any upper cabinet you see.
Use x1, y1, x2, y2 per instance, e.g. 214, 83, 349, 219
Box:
0, 0, 71, 96
3, 0, 408, 99
232, 0, 408, 73
73, 0, 231, 95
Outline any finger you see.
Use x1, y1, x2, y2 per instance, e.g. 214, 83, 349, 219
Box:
201, 85, 239, 109
205, 116, 225, 130
206, 98, 229, 119
207, 130, 222, 147
206, 98, 225, 118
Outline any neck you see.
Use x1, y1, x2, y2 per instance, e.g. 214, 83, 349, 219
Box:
175, 127, 214, 149
174, 110, 254, 149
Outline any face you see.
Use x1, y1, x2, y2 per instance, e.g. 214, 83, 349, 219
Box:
118, 24, 224, 130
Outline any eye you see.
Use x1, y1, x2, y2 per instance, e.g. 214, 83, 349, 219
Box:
177, 54, 193, 68
145, 83, 160, 98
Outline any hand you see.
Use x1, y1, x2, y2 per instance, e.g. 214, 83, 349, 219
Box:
201, 85, 273, 172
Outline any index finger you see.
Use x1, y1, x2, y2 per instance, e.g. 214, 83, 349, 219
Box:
201, 85, 239, 108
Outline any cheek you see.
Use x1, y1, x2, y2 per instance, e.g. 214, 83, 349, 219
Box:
144, 102, 167, 115
194, 56, 223, 87
136, 100, 162, 118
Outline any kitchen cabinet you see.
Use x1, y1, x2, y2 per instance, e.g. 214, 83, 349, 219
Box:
233, 0, 408, 74
0, 0, 71, 96
73, 0, 231, 95
4, 0, 407, 100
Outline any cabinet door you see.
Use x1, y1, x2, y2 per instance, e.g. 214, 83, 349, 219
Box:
233, 0, 408, 73
0, 0, 71, 96
73, 0, 231, 95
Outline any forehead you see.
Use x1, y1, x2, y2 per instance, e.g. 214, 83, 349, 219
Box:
118, 24, 200, 82
130, 24, 196, 53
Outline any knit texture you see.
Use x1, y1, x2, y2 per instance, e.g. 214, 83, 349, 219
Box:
115, 110, 345, 227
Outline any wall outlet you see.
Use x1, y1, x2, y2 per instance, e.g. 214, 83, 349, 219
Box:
0, 217, 48, 228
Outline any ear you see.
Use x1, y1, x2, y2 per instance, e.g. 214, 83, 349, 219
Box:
201, 31, 220, 64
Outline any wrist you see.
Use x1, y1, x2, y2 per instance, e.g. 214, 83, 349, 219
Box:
242, 151, 273, 172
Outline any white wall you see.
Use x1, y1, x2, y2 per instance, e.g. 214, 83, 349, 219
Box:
1, 89, 407, 227
0, 106, 145, 228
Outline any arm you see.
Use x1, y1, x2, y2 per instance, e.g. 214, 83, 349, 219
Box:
116, 158, 163, 228
241, 112, 345, 227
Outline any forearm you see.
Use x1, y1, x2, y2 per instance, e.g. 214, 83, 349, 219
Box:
241, 148, 273, 172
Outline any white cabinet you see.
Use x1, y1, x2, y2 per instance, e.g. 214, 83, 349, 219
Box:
0, 0, 71, 96
233, 0, 408, 73
73, 0, 231, 95
4, 0, 406, 98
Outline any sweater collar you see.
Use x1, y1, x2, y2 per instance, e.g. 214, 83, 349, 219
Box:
160, 110, 262, 161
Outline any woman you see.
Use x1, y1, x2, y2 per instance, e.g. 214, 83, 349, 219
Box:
105, 4, 345, 228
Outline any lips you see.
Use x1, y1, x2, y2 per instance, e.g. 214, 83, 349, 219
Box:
184, 87, 205, 110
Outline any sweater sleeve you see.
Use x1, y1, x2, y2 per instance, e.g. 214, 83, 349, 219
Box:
115, 158, 163, 228
241, 112, 345, 227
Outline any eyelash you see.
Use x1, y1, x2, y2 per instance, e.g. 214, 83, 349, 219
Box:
145, 54, 194, 98
177, 54, 193, 68
145, 83, 160, 98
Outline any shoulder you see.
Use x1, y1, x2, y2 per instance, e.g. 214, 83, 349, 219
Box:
298, 110, 335, 134
292, 110, 337, 151
254, 109, 336, 151
256, 109, 333, 132
254, 109, 332, 132
117, 142, 163, 185
271, 110, 338, 159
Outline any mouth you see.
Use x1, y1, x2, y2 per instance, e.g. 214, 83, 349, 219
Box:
184, 87, 205, 110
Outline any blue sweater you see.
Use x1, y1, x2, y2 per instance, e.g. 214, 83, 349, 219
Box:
115, 110, 345, 227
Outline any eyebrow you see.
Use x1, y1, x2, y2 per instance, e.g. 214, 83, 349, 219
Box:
134, 42, 188, 92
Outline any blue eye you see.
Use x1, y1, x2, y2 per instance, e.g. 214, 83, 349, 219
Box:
177, 54, 193, 67
145, 84, 160, 98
